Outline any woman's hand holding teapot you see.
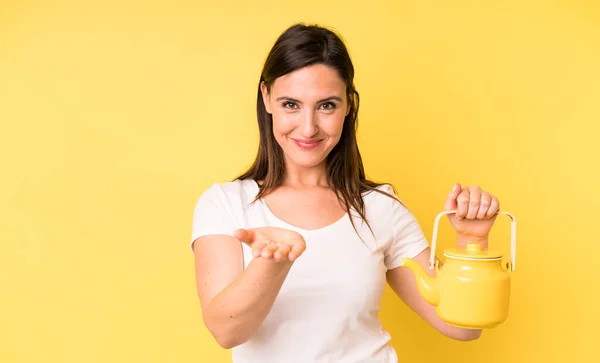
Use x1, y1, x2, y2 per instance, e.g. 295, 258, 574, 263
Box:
444, 183, 500, 248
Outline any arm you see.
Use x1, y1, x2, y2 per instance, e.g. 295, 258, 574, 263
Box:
193, 234, 294, 349
386, 244, 483, 341
386, 183, 499, 340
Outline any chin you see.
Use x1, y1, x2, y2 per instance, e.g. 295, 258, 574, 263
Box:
280, 141, 334, 169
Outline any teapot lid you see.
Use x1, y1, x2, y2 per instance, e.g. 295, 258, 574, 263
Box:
444, 243, 503, 260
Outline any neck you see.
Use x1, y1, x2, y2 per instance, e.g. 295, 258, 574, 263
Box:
283, 161, 329, 188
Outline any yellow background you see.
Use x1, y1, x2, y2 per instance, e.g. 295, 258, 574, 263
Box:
1, 0, 598, 362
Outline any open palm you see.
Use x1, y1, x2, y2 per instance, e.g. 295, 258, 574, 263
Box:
233, 226, 307, 262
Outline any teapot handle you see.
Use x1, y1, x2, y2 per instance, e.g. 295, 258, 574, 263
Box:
429, 210, 517, 272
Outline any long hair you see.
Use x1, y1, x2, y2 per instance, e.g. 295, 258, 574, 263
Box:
236, 23, 398, 232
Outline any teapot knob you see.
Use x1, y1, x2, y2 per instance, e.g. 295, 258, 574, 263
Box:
465, 243, 483, 254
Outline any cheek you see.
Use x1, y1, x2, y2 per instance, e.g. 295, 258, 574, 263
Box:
271, 110, 297, 136
322, 113, 345, 137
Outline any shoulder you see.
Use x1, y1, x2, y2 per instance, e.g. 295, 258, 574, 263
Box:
363, 184, 429, 268
196, 178, 258, 205
361, 183, 418, 228
190, 179, 258, 242
362, 183, 406, 212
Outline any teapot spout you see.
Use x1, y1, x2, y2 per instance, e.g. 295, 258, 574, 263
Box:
399, 258, 440, 306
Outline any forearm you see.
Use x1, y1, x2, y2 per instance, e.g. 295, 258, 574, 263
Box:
203, 258, 293, 348
436, 317, 482, 341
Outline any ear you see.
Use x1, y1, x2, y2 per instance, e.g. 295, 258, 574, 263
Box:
260, 81, 272, 114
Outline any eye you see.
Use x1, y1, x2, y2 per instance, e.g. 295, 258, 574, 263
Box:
282, 101, 298, 109
320, 101, 337, 111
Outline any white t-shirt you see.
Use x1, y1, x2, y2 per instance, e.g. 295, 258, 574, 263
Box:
191, 178, 429, 363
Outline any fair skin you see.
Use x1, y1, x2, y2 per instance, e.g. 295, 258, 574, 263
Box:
193, 63, 500, 348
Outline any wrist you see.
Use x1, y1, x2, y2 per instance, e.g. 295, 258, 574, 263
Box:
254, 257, 294, 272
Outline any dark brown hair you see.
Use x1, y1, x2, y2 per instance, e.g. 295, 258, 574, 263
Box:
236, 23, 398, 232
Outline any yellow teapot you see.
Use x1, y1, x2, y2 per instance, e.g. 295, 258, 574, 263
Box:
400, 210, 516, 329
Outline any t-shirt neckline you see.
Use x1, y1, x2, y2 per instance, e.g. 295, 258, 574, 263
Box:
247, 178, 350, 234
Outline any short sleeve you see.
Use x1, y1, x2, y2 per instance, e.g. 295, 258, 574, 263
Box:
384, 192, 430, 270
190, 183, 236, 251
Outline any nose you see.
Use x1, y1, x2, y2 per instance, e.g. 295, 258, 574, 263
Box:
300, 109, 319, 138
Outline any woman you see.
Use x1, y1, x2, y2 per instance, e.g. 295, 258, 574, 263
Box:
191, 23, 500, 362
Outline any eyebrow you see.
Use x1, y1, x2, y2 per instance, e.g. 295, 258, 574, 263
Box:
275, 96, 343, 104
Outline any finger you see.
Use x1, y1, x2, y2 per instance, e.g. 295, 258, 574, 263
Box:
477, 191, 491, 219
466, 186, 481, 219
252, 240, 269, 257
444, 183, 462, 211
274, 244, 291, 262
486, 196, 500, 219
289, 242, 306, 261
261, 242, 279, 259
456, 189, 470, 219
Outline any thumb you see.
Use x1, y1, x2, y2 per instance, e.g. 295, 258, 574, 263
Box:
444, 183, 461, 211
233, 228, 256, 243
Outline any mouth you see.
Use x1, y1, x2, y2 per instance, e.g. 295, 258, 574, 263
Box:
292, 138, 323, 150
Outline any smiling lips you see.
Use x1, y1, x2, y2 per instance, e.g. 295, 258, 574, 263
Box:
292, 138, 322, 150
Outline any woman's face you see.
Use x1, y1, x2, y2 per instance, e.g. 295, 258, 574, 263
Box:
261, 63, 350, 171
